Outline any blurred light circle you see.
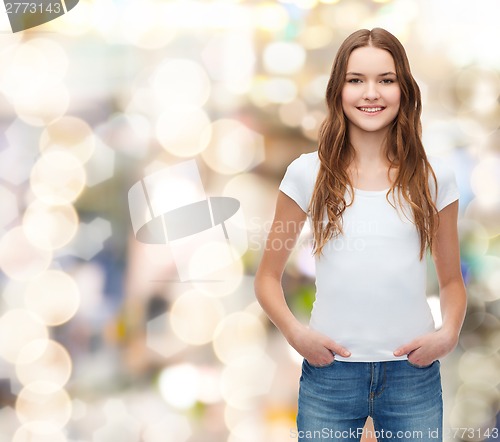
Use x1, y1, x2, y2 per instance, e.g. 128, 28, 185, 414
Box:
0, 39, 67, 99
458, 349, 500, 385
201, 33, 255, 95
85, 0, 120, 37
30, 151, 86, 205
158, 363, 200, 410
0, 184, 19, 229
223, 173, 276, 237
16, 340, 72, 391
456, 117, 488, 140
220, 354, 276, 410
0, 227, 52, 281
304, 75, 329, 104
450, 396, 497, 434
16, 383, 72, 428
22, 201, 79, 251
288, 0, 317, 8
152, 59, 210, 108
471, 156, 500, 207
460, 312, 499, 355
170, 290, 225, 345
253, 3, 288, 32
489, 330, 500, 353
39, 116, 96, 164
298, 25, 334, 49
13, 422, 67, 442
24, 270, 80, 326
474, 256, 500, 302
225, 406, 261, 436
458, 218, 490, 257
213, 312, 266, 364
96, 113, 151, 158
0, 309, 48, 363
201, 119, 265, 174
209, 83, 245, 112
301, 110, 326, 141
321, 2, 370, 29
0, 44, 45, 98
191, 273, 244, 299
121, 2, 176, 49
28, 38, 69, 84
70, 398, 87, 421
423, 117, 463, 156
141, 411, 192, 442
279, 99, 308, 127
189, 242, 244, 297
1, 280, 29, 309
228, 419, 265, 442
224, 405, 245, 432
263, 42, 306, 75
457, 106, 499, 136
197, 366, 222, 404
155, 106, 212, 157
485, 267, 500, 301
455, 382, 499, 409
455, 67, 500, 113
14, 84, 70, 127
253, 78, 297, 104
461, 310, 486, 334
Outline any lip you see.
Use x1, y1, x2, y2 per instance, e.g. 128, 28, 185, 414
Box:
356, 106, 386, 115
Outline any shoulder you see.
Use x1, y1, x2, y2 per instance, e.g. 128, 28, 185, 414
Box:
288, 150, 319, 167
279, 151, 319, 213
284, 150, 320, 176
283, 150, 320, 186
426, 155, 460, 210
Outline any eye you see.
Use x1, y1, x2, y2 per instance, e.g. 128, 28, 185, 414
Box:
381, 79, 396, 84
347, 78, 362, 83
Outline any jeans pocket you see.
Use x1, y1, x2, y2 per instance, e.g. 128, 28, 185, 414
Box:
305, 358, 336, 369
406, 359, 435, 369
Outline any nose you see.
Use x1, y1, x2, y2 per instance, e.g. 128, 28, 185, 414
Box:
363, 81, 380, 100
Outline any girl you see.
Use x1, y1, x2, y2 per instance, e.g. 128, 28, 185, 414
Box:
254, 28, 466, 442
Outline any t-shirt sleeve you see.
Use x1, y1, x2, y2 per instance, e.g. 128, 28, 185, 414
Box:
278, 154, 311, 213
432, 158, 460, 212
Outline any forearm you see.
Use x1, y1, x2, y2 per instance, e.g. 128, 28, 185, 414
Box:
439, 278, 467, 338
254, 272, 304, 343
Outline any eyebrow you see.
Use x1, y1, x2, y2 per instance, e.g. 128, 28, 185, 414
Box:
346, 71, 397, 77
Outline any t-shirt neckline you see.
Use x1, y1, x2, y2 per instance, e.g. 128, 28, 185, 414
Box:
354, 187, 390, 196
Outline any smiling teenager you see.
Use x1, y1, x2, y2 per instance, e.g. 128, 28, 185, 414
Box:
254, 28, 466, 442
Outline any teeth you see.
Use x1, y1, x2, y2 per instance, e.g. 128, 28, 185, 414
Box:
359, 107, 383, 112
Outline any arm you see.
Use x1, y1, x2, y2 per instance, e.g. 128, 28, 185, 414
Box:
254, 191, 350, 366
394, 200, 467, 365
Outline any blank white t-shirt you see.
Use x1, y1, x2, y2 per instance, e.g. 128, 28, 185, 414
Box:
279, 151, 460, 362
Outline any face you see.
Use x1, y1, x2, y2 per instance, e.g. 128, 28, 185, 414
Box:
341, 46, 401, 138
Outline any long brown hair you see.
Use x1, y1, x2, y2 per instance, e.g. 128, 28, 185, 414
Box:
309, 28, 438, 260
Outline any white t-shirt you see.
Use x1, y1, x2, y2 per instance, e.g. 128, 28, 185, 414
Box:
279, 151, 460, 362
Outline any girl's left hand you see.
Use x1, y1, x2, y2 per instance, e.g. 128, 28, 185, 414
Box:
393, 329, 459, 367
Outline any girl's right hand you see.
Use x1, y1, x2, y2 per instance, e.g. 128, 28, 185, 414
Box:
288, 325, 351, 366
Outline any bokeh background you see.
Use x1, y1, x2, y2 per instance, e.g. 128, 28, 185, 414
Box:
0, 0, 499, 441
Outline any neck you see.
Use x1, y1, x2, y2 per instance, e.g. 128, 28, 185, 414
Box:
348, 126, 390, 166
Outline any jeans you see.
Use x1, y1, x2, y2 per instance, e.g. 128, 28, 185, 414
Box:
295, 359, 443, 441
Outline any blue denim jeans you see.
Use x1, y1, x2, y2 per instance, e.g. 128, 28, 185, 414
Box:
295, 359, 443, 442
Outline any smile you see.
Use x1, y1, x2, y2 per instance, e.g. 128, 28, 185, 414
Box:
357, 107, 385, 113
